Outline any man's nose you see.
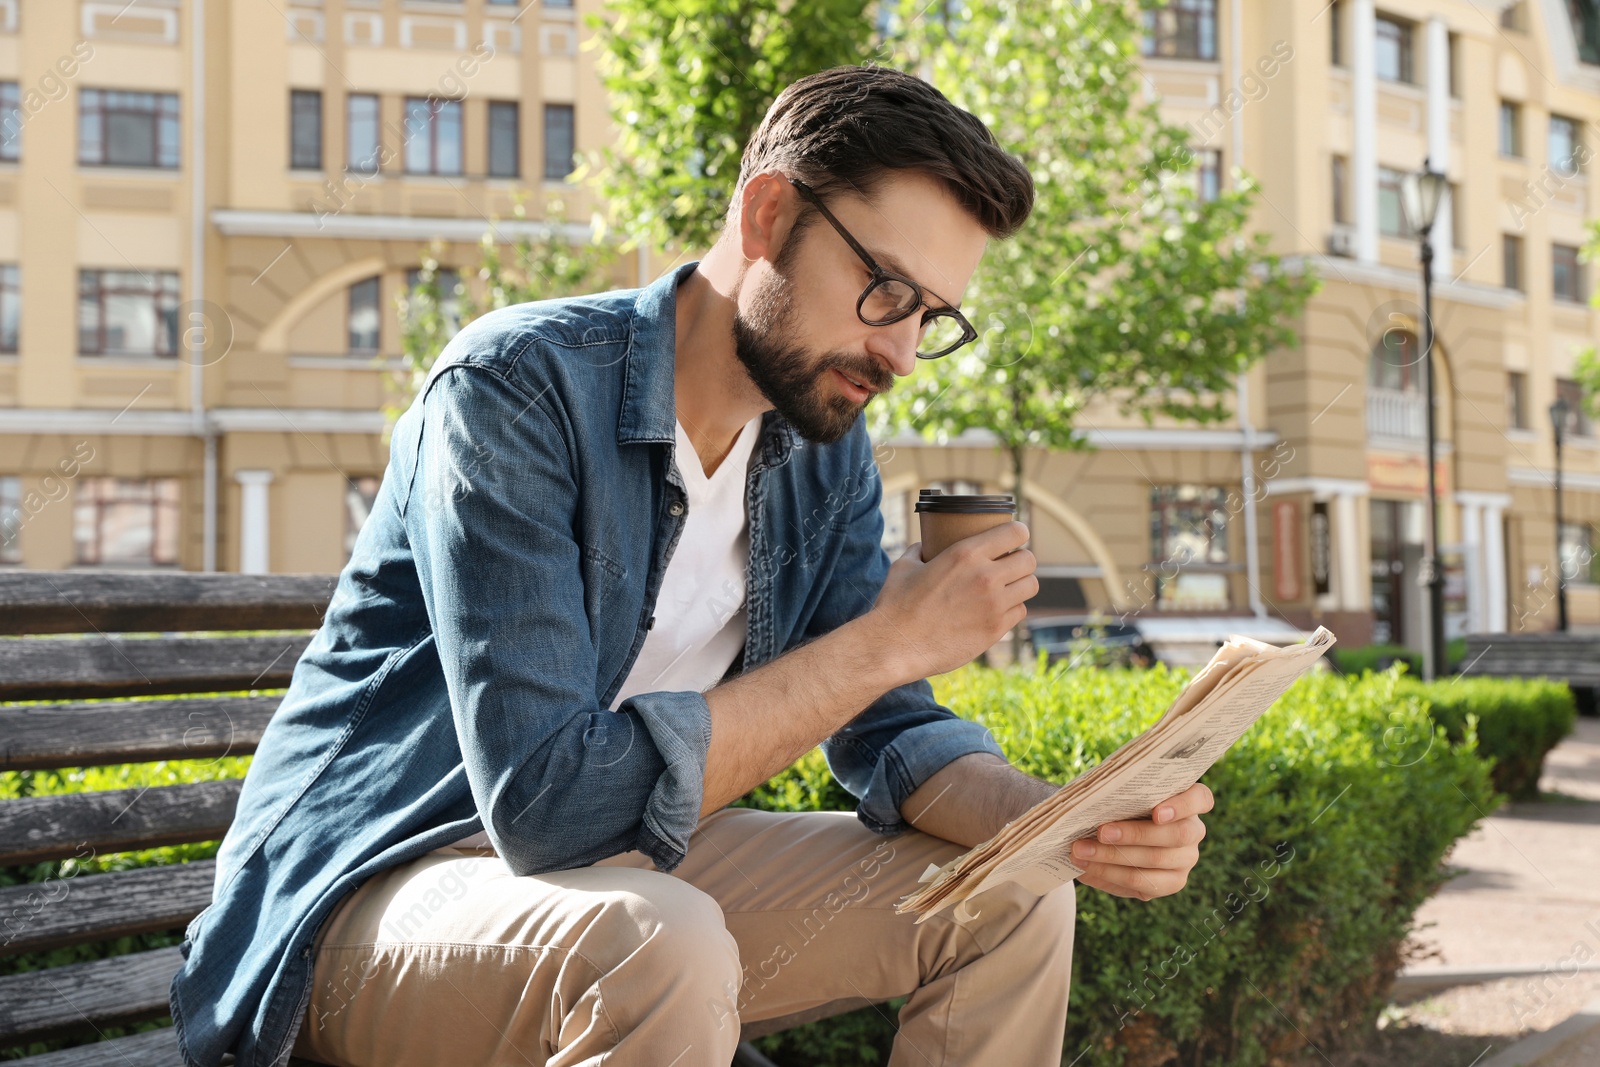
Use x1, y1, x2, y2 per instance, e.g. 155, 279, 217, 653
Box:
864, 315, 923, 378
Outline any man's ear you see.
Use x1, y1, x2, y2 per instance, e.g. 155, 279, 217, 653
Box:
737, 171, 794, 266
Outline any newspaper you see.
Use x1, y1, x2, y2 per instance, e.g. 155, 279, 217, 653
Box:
895, 625, 1338, 923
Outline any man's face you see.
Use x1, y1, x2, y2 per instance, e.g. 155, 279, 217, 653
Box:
732, 170, 988, 445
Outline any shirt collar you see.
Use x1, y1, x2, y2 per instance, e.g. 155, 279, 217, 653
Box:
618, 258, 797, 467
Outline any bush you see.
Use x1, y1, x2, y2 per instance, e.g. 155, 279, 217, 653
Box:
1330, 638, 1467, 677
1398, 674, 1577, 801
740, 662, 1498, 1067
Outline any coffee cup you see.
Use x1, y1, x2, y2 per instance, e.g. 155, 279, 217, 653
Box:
914, 489, 1018, 562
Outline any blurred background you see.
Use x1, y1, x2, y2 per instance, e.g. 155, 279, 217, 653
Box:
0, 0, 1597, 671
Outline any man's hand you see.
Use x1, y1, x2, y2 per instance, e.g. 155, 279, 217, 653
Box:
1069, 783, 1214, 900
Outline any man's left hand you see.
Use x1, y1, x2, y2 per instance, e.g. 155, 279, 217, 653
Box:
1069, 782, 1214, 900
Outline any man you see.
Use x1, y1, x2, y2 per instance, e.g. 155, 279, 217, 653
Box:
169, 65, 1212, 1067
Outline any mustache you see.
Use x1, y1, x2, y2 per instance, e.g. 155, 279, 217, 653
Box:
823, 358, 892, 394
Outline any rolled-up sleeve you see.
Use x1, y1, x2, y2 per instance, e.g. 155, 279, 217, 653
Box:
809, 424, 1008, 837
400, 361, 709, 876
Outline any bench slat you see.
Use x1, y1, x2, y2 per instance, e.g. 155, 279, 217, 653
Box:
0, 697, 280, 772
0, 781, 240, 867
0, 635, 312, 702
0, 861, 216, 958
10, 1024, 187, 1067
0, 571, 336, 635
0, 946, 183, 1044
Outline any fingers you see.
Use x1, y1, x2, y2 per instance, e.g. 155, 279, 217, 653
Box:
966, 519, 1030, 559
1076, 862, 1189, 901
1090, 813, 1208, 850
1071, 838, 1200, 871
1098, 784, 1214, 844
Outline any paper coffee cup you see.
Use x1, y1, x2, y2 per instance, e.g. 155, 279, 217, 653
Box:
915, 489, 1017, 562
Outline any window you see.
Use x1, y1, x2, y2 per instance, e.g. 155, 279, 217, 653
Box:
290, 89, 322, 170
1448, 31, 1460, 98
1501, 2, 1524, 31
1508, 371, 1528, 430
1550, 114, 1582, 175
1556, 377, 1592, 437
0, 264, 16, 353
73, 477, 181, 567
345, 475, 381, 558
79, 89, 180, 168
1504, 234, 1524, 291
1500, 101, 1522, 157
403, 96, 463, 176
348, 93, 380, 175
1370, 330, 1422, 392
1449, 181, 1463, 252
1195, 148, 1221, 201
1553, 243, 1586, 303
78, 270, 180, 357
348, 276, 380, 352
1374, 16, 1414, 83
0, 82, 19, 162
1559, 523, 1599, 584
1332, 155, 1348, 225
1142, 0, 1217, 60
487, 101, 519, 178
543, 0, 575, 7
1568, 0, 1600, 64
543, 103, 575, 181
1377, 166, 1412, 237
1150, 485, 1231, 610
406, 267, 462, 339
1330, 1, 1344, 66
0, 475, 20, 565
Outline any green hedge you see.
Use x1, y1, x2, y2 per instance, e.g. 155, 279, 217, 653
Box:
4, 668, 1500, 1066
738, 663, 1498, 1067
1330, 638, 1467, 677
1397, 674, 1577, 801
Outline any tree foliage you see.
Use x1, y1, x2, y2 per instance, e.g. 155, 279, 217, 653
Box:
868, 0, 1319, 519
581, 0, 879, 254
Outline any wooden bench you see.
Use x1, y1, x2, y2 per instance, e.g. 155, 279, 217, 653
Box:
0, 571, 862, 1067
1461, 632, 1600, 705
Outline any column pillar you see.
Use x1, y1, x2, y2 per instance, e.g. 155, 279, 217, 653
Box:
1482, 503, 1507, 632
1426, 17, 1453, 279
1352, 0, 1379, 263
1336, 490, 1364, 611
1458, 498, 1482, 632
236, 469, 273, 575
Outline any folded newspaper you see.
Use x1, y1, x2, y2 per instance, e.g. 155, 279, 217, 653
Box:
895, 625, 1338, 923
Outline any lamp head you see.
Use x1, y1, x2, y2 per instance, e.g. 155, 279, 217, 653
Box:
1401, 161, 1448, 235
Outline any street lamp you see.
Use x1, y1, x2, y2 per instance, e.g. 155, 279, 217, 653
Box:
1551, 393, 1571, 632
1401, 160, 1450, 681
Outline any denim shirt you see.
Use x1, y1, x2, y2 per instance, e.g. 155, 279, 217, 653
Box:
168, 259, 1006, 1067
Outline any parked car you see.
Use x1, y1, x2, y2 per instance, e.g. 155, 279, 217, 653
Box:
1026, 614, 1158, 669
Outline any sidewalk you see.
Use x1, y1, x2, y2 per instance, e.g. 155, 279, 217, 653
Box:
1398, 715, 1600, 1064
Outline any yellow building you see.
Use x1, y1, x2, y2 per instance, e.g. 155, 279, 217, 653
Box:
0, 0, 1597, 653
883, 0, 1600, 648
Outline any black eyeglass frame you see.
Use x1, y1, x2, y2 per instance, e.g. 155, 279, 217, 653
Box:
785, 175, 978, 359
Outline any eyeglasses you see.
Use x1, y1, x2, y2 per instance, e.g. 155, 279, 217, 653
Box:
786, 175, 978, 359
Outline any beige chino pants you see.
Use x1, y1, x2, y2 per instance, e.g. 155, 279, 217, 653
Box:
290, 806, 1076, 1067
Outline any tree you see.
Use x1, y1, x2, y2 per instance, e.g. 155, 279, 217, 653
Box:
581, 0, 878, 255
868, 0, 1319, 548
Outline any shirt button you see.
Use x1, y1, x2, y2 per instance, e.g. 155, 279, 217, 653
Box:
668, 501, 685, 516
646, 615, 656, 631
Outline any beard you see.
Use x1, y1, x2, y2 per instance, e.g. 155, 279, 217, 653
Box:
731, 245, 892, 446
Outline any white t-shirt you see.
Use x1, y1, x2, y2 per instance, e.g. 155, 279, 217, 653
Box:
446, 413, 764, 852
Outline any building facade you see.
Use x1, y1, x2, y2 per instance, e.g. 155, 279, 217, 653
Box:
0, 0, 1597, 651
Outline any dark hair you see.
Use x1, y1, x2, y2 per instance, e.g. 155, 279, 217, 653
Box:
731, 64, 1035, 243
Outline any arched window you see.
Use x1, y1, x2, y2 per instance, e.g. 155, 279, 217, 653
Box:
348, 276, 381, 353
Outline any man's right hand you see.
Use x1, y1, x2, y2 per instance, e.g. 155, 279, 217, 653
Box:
866, 519, 1038, 682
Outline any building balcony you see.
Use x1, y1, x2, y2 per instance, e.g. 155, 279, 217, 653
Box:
1367, 386, 1427, 440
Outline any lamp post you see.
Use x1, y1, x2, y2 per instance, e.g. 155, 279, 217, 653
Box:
1401, 160, 1450, 681
1551, 394, 1571, 632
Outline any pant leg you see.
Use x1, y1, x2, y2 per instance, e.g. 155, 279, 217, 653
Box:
289, 848, 744, 1067
593, 806, 1077, 1067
